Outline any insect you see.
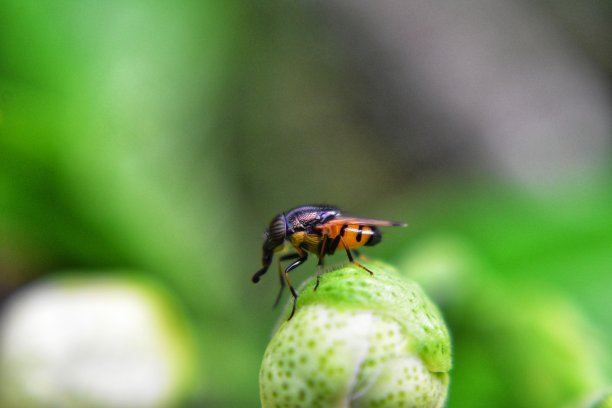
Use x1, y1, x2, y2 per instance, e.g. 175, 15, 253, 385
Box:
252, 205, 406, 320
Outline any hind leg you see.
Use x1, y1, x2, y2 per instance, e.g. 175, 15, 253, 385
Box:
341, 237, 374, 275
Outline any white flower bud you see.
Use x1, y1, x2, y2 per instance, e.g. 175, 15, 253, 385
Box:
0, 275, 198, 408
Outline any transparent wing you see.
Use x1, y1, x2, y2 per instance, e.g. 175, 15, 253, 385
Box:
314, 216, 407, 228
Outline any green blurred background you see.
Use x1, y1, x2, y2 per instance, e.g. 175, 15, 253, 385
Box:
0, 1, 611, 407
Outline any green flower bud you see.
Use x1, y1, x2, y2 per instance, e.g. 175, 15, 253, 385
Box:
259, 262, 451, 408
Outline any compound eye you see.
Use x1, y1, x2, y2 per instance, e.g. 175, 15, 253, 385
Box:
265, 214, 287, 249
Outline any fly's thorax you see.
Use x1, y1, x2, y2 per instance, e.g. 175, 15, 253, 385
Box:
288, 231, 306, 248
285, 205, 341, 231
287, 231, 323, 255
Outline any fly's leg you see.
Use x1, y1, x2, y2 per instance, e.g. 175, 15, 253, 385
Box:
314, 256, 324, 291
314, 234, 330, 291
274, 253, 300, 308
352, 249, 370, 261
341, 236, 374, 275
284, 249, 308, 320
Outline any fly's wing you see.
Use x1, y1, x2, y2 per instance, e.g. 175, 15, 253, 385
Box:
314, 216, 407, 229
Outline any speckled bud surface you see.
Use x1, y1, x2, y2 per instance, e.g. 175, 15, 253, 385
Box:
259, 262, 451, 408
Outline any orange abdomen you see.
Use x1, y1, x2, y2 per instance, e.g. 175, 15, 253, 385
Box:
327, 223, 381, 251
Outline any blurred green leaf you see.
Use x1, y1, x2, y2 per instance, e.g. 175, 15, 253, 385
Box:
398, 233, 610, 408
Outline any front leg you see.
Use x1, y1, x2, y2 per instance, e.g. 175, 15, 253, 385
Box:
284, 249, 308, 320
273, 252, 301, 308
